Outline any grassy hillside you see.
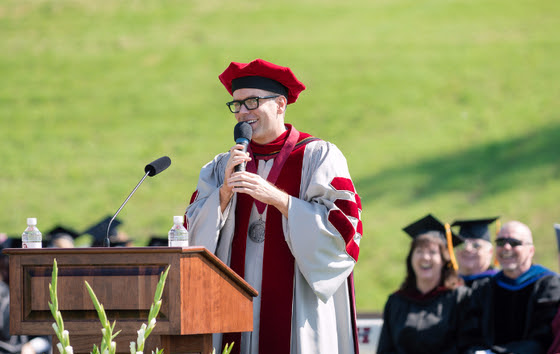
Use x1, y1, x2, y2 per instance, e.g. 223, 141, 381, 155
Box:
1, 0, 559, 312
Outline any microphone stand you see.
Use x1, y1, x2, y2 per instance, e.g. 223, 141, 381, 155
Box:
104, 171, 150, 247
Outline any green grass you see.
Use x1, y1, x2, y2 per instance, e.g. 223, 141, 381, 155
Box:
1, 0, 559, 312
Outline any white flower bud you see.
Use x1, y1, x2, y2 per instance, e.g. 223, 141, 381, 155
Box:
137, 327, 145, 347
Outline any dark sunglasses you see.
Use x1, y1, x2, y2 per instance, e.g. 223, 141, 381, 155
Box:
495, 237, 531, 247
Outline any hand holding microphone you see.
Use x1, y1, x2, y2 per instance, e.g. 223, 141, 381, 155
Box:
219, 122, 252, 211
233, 121, 253, 172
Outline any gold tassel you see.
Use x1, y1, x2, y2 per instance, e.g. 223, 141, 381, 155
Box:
445, 223, 458, 271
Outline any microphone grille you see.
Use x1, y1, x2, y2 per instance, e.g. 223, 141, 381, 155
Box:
234, 121, 253, 141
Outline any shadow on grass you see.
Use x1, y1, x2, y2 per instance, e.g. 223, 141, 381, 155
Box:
356, 123, 560, 205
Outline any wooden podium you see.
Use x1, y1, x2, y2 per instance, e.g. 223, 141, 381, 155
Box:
3, 247, 257, 354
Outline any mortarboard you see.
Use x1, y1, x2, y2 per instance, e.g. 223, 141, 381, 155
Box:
451, 217, 499, 242
219, 58, 306, 104
46, 225, 80, 240
147, 236, 168, 247
109, 240, 131, 247
46, 225, 80, 248
403, 214, 463, 247
83, 215, 122, 247
0, 237, 23, 249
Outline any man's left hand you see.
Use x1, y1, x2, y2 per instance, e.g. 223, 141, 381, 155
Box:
227, 171, 290, 217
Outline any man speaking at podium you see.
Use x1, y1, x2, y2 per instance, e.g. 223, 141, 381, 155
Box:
185, 58, 362, 354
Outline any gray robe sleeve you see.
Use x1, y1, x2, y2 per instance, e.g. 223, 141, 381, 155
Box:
185, 152, 237, 263
285, 140, 360, 302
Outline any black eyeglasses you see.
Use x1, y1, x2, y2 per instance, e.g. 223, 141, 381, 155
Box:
495, 237, 532, 247
226, 95, 279, 113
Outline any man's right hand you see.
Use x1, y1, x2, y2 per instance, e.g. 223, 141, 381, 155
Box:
220, 144, 252, 211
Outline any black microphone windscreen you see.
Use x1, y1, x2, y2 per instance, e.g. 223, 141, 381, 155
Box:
144, 156, 172, 177
234, 121, 253, 142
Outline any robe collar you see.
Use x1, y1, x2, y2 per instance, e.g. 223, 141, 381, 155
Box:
249, 124, 292, 160
495, 264, 556, 291
461, 268, 499, 283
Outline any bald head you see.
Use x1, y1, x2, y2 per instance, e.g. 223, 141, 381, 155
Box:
498, 221, 533, 244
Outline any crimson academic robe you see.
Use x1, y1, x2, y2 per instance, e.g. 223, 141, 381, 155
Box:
185, 125, 361, 354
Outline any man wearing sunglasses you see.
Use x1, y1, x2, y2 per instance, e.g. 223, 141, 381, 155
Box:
185, 59, 361, 354
465, 221, 560, 354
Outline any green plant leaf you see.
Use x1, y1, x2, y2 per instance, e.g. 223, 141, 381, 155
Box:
49, 261, 171, 354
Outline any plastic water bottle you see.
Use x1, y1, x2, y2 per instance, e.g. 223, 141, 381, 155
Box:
22, 217, 42, 248
168, 215, 189, 247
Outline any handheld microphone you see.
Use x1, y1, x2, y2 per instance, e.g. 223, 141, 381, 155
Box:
233, 122, 252, 172
104, 156, 172, 247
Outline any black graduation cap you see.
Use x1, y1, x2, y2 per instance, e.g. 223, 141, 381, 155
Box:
0, 237, 22, 249
83, 216, 122, 247
403, 214, 463, 247
110, 240, 131, 247
45, 225, 80, 248
46, 225, 80, 240
148, 236, 168, 247
451, 217, 499, 242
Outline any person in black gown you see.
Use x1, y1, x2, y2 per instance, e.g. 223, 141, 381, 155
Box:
452, 217, 499, 287
377, 214, 476, 354
466, 220, 560, 354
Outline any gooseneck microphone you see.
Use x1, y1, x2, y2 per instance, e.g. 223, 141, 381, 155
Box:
144, 156, 172, 176
104, 156, 172, 247
233, 122, 253, 172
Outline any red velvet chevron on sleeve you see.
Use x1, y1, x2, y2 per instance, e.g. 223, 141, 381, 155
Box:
328, 177, 362, 261
188, 189, 199, 205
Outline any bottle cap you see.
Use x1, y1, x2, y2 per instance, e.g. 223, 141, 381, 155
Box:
173, 215, 184, 225
27, 217, 37, 226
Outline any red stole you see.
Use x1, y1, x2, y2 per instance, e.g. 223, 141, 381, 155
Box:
224, 125, 316, 354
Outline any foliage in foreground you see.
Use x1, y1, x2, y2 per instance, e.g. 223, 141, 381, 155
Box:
48, 259, 232, 354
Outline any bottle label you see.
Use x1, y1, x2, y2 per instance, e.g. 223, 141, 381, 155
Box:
170, 240, 189, 247
25, 241, 42, 249
22, 230, 42, 249
169, 226, 188, 248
